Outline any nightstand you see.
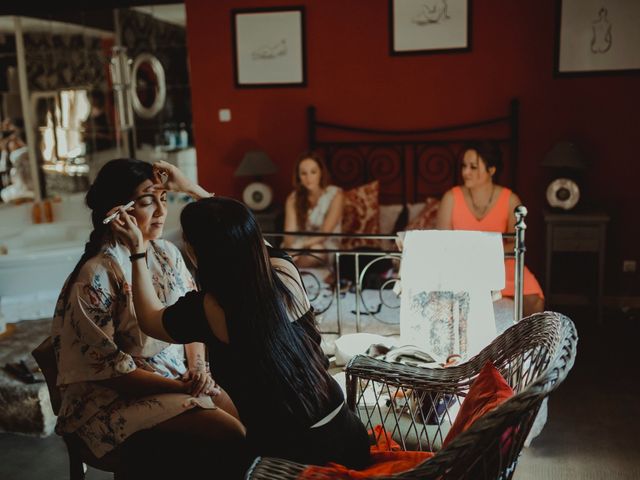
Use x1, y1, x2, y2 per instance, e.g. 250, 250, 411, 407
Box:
253, 204, 283, 233
544, 210, 610, 323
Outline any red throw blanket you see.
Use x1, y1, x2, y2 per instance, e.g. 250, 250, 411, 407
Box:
298, 425, 434, 479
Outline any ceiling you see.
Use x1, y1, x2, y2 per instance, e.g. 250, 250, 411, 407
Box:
0, 3, 185, 35
132, 4, 185, 27
0, 16, 114, 37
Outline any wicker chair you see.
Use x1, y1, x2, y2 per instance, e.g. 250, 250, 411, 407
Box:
246, 311, 578, 479
32, 337, 123, 479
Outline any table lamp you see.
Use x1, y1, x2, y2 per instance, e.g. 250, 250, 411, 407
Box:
541, 141, 588, 211
234, 150, 278, 211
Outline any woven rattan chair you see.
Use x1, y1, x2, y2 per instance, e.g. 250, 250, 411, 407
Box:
246, 311, 578, 479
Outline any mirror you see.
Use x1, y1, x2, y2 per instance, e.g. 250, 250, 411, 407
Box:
0, 3, 194, 202
131, 52, 166, 119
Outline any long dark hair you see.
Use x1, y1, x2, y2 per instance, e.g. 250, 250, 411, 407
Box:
292, 151, 330, 230
181, 196, 332, 423
63, 158, 154, 301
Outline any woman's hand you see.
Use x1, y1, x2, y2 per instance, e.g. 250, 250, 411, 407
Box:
182, 368, 220, 398
152, 160, 213, 200
109, 204, 143, 254
152, 160, 191, 192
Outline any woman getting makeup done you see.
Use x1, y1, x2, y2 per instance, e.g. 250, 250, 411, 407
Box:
112, 163, 370, 471
51, 158, 246, 477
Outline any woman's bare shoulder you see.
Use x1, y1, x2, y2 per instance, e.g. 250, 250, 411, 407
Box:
508, 189, 522, 207
441, 188, 455, 203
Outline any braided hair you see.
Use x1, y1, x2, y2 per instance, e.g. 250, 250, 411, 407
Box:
62, 159, 154, 302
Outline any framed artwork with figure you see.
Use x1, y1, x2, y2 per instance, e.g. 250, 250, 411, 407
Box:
231, 6, 307, 88
389, 0, 471, 55
555, 0, 640, 76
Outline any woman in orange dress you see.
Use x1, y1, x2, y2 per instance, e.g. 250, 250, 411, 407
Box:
436, 142, 544, 317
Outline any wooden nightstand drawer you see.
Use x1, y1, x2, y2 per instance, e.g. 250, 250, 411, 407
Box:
552, 226, 600, 252
253, 205, 283, 232
544, 210, 609, 324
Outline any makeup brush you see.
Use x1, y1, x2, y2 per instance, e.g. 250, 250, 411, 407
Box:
103, 201, 135, 225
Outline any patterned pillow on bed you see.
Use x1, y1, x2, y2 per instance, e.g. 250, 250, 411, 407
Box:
342, 180, 380, 249
405, 197, 440, 230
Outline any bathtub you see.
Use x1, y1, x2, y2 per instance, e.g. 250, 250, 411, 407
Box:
0, 222, 90, 328
0, 196, 187, 332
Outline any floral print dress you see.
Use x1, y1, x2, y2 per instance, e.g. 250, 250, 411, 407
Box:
51, 240, 215, 458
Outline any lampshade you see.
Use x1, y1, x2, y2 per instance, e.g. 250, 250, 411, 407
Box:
541, 142, 588, 170
234, 150, 278, 177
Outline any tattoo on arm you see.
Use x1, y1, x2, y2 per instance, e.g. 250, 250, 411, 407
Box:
194, 353, 205, 371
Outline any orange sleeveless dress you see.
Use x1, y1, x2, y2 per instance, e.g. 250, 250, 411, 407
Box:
451, 186, 544, 299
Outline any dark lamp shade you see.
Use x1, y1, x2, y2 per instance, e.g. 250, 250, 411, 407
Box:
541, 142, 588, 170
234, 151, 278, 177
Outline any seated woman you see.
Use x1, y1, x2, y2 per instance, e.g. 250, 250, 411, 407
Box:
114, 166, 370, 469
51, 158, 246, 476
436, 142, 545, 317
283, 151, 344, 267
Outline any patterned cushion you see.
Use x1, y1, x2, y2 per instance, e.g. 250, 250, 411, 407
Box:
405, 197, 440, 230
342, 180, 380, 249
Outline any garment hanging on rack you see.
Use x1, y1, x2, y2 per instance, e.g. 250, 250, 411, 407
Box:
399, 230, 504, 362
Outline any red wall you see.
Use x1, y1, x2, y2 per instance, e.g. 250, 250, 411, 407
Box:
185, 0, 639, 295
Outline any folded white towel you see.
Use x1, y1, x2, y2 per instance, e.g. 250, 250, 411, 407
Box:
399, 230, 504, 291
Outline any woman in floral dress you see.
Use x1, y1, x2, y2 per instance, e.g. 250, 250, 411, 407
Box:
51, 159, 245, 473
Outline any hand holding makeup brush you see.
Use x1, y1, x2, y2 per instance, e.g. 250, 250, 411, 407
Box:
106, 203, 143, 255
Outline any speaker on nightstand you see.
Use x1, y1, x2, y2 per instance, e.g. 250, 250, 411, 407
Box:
234, 150, 278, 211
541, 142, 588, 211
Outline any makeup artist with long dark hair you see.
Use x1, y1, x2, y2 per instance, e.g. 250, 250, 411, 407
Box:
113, 162, 370, 471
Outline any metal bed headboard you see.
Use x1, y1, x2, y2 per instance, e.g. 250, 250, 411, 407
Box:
307, 98, 520, 203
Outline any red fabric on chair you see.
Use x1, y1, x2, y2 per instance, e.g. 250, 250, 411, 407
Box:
443, 361, 514, 447
298, 425, 434, 479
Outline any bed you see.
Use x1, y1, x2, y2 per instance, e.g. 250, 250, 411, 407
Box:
263, 99, 526, 353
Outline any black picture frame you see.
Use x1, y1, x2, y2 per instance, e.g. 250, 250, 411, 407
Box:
389, 0, 472, 56
231, 6, 307, 88
554, 0, 640, 77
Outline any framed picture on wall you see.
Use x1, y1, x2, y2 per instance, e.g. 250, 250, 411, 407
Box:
389, 0, 471, 55
231, 6, 307, 88
555, 0, 640, 76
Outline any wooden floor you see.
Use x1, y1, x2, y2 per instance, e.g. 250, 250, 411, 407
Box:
1, 306, 639, 479
515, 306, 640, 479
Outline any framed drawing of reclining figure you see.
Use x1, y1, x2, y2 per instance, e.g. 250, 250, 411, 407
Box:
231, 6, 307, 88
389, 0, 471, 55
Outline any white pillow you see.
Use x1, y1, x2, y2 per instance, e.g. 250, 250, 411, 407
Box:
407, 202, 426, 223
378, 203, 404, 234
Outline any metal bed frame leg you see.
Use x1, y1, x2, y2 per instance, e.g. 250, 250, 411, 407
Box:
335, 252, 342, 337
514, 205, 527, 321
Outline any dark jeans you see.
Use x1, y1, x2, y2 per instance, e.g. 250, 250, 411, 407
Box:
250, 403, 371, 470
121, 429, 250, 479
